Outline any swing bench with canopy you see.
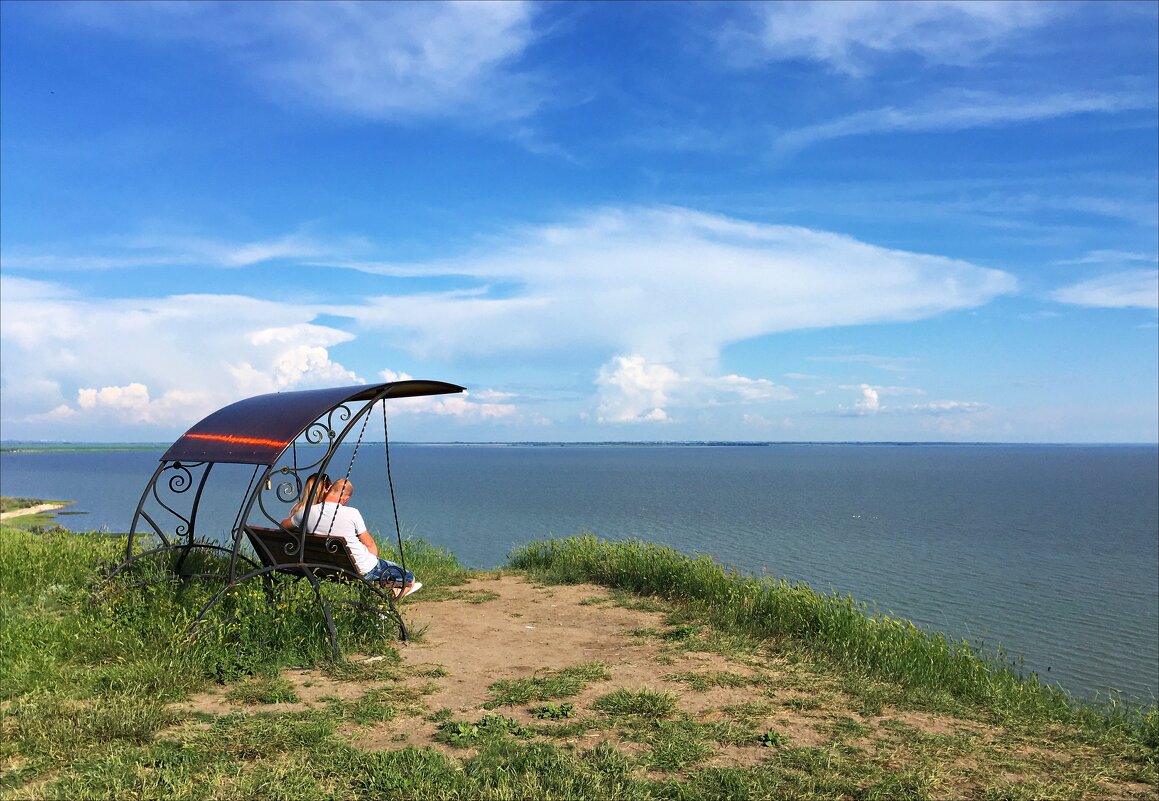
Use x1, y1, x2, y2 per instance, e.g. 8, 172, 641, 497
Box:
106, 379, 464, 657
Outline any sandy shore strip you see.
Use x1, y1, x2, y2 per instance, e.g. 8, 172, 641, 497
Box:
1, 503, 66, 521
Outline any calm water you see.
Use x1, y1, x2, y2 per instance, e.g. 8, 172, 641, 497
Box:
2, 444, 1156, 705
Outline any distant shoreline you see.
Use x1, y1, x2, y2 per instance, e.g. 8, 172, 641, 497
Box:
3, 440, 1156, 455
0, 502, 67, 521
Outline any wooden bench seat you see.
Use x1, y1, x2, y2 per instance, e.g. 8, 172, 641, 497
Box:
243, 525, 409, 643
243, 525, 406, 587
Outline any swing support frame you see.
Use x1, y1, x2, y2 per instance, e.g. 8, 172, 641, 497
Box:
106, 380, 464, 658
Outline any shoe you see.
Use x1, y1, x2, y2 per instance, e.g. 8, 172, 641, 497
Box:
402, 581, 422, 598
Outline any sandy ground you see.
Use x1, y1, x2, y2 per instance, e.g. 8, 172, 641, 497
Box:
0, 503, 65, 521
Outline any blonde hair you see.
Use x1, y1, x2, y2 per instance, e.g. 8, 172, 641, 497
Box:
289, 472, 331, 518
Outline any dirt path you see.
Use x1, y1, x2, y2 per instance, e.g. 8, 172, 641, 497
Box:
179, 573, 795, 759
168, 574, 1155, 797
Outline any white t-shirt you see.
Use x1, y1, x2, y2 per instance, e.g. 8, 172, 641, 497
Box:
291, 501, 378, 574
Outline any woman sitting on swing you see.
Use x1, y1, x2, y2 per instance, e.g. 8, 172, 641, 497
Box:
283, 476, 421, 598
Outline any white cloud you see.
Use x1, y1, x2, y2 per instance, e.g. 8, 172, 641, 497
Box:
907, 401, 989, 415
596, 355, 680, 423
1054, 250, 1158, 267
1050, 270, 1159, 309
709, 374, 795, 403
26, 404, 78, 423
389, 392, 518, 422
1, 206, 1018, 436
856, 384, 880, 414
376, 369, 517, 422
2, 231, 353, 272
774, 90, 1154, 153
64, 1, 542, 124
345, 206, 1016, 367
75, 382, 211, 426
729, 0, 1053, 75
595, 354, 794, 424
0, 276, 364, 434
834, 384, 989, 418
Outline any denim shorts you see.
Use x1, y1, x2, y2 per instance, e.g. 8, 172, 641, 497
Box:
364, 558, 414, 584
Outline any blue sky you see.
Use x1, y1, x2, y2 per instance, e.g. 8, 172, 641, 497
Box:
1, 1, 1156, 443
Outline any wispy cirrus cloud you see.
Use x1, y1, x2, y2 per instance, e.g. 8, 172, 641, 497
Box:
809, 354, 921, 374
1054, 250, 1158, 267
724, 0, 1054, 75
1, 231, 365, 271
774, 89, 1156, 153
61, 0, 543, 124
1050, 270, 1159, 309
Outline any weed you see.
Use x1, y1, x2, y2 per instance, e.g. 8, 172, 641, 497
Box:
761, 729, 789, 747
531, 702, 575, 720
435, 714, 534, 747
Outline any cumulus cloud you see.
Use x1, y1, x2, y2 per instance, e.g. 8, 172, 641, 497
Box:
1050, 270, 1159, 310
0, 276, 363, 435
595, 354, 794, 424
1, 206, 1017, 435
74, 382, 211, 426
856, 384, 880, 414
834, 384, 989, 418
376, 369, 518, 422
596, 355, 681, 423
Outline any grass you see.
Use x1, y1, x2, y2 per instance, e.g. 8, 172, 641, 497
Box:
484, 662, 612, 708
508, 534, 1159, 746
2, 521, 1156, 800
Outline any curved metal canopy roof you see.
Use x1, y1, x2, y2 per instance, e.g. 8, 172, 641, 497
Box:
160, 380, 464, 466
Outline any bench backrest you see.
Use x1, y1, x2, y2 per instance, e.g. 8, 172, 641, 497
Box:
244, 526, 359, 581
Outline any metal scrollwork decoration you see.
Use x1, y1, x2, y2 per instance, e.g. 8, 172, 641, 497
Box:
114, 380, 466, 660
147, 460, 208, 542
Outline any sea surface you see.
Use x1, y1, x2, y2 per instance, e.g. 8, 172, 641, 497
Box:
2, 443, 1156, 705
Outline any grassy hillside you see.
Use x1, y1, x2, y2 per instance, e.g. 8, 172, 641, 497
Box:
1, 521, 1155, 800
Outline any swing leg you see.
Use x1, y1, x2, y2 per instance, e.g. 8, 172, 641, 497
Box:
303, 569, 341, 660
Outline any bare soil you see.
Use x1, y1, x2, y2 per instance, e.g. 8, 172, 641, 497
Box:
179, 576, 961, 753
173, 575, 1154, 798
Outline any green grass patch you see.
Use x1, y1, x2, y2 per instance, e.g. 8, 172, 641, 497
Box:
485, 662, 611, 708
664, 670, 759, 691
592, 687, 679, 719
224, 675, 300, 705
